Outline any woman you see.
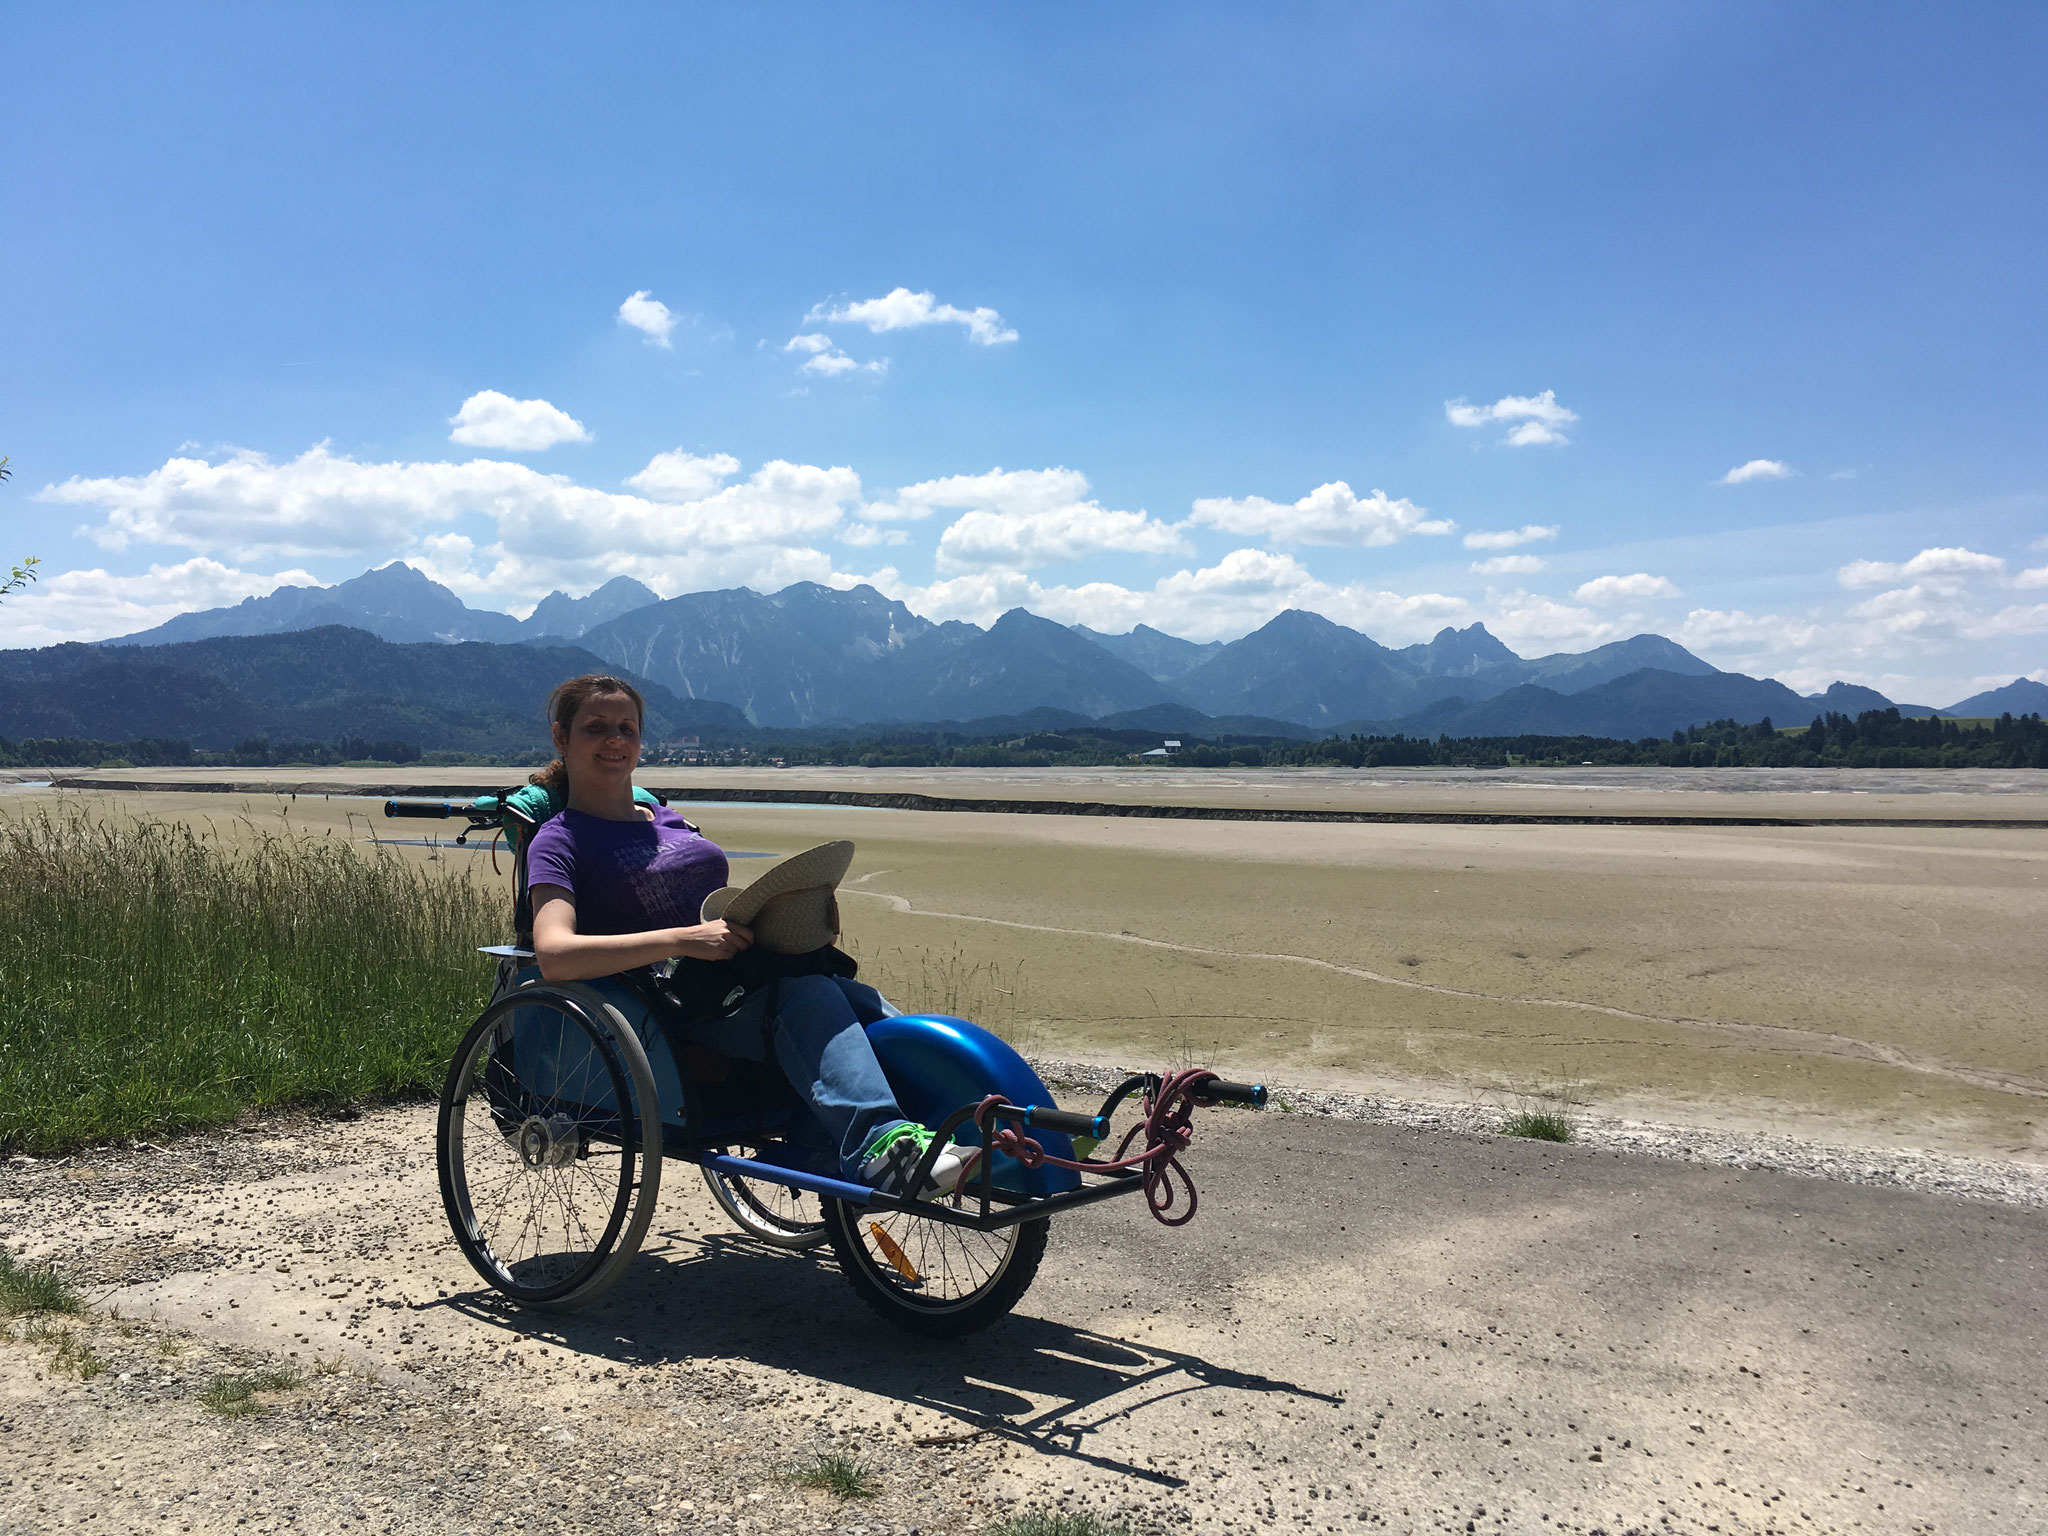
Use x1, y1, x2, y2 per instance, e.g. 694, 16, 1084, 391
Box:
524, 673, 963, 1195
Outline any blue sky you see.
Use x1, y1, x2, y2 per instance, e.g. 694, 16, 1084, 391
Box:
3, 3, 2044, 703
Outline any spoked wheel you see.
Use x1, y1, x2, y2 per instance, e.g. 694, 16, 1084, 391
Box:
437, 981, 662, 1310
822, 1197, 1047, 1337
702, 1167, 829, 1250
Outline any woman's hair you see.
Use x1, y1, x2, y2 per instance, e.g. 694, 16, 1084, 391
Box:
530, 673, 647, 797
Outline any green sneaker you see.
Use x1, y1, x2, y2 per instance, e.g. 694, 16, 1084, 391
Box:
859, 1124, 967, 1197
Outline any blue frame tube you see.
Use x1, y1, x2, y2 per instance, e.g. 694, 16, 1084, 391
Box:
694, 1150, 877, 1206
689, 1148, 1152, 1232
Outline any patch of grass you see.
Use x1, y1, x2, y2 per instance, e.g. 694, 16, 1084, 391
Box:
0, 1250, 85, 1317
200, 1376, 264, 1417
47, 1329, 107, 1380
987, 1515, 1132, 1536
0, 808, 501, 1154
200, 1365, 301, 1417
787, 1451, 881, 1499
1501, 1110, 1575, 1143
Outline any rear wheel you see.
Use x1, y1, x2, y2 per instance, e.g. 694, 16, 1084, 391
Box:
702, 1167, 828, 1250
437, 981, 662, 1310
823, 1197, 1046, 1337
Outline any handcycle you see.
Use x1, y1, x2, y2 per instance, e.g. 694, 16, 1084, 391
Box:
385, 787, 1266, 1336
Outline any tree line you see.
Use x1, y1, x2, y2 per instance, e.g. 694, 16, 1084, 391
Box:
6, 707, 2044, 772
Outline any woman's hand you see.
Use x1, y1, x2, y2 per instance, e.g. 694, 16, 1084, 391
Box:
674, 919, 753, 962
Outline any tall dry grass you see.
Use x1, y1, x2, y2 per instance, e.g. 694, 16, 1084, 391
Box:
0, 808, 501, 1154
845, 939, 1037, 1052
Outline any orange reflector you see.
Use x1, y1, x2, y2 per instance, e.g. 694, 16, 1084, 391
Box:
867, 1221, 920, 1282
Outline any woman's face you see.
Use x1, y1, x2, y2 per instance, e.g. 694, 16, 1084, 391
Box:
556, 692, 642, 789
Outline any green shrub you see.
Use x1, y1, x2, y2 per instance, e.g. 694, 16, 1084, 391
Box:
988, 1514, 1132, 1536
1501, 1110, 1575, 1143
0, 1250, 85, 1317
787, 1452, 880, 1499
0, 809, 500, 1154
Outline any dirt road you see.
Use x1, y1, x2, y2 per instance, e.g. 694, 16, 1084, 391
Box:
6, 1102, 2043, 1536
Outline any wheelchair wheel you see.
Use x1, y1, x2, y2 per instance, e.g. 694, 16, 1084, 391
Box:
822, 1197, 1047, 1337
702, 1167, 829, 1250
438, 981, 663, 1310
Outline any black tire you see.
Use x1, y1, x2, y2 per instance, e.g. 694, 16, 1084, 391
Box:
702, 1167, 829, 1250
438, 980, 663, 1310
823, 1197, 1047, 1337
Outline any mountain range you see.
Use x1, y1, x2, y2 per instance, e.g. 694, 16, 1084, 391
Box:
109, 563, 662, 647
0, 628, 746, 754
16, 561, 2037, 746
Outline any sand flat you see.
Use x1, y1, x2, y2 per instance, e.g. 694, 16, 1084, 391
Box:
30, 761, 2048, 820
11, 771, 2046, 1161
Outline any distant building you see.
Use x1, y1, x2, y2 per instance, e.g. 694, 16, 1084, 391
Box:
1163, 739, 1181, 754
1138, 738, 1182, 759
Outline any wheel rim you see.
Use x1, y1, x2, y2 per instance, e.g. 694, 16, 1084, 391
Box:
443, 993, 641, 1302
839, 1204, 1022, 1312
705, 1169, 826, 1245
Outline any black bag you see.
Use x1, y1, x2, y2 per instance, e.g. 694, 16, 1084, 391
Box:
661, 944, 858, 1023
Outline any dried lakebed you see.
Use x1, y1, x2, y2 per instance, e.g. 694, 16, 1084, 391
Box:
5, 1093, 2045, 1536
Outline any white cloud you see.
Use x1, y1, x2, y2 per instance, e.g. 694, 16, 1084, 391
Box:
1463, 524, 1559, 551
937, 505, 1188, 573
617, 290, 678, 348
1677, 608, 1821, 653
1487, 594, 1625, 652
872, 467, 1089, 524
838, 522, 908, 549
1575, 572, 1680, 604
1838, 547, 2005, 588
447, 391, 592, 451
624, 450, 741, 503
41, 445, 863, 586
1187, 481, 1455, 547
1828, 469, 1859, 481
0, 557, 320, 648
1472, 554, 1545, 576
1720, 459, 1794, 485
1444, 390, 1578, 447
879, 466, 1186, 573
783, 334, 833, 355
800, 350, 888, 378
811, 287, 1017, 345
2016, 565, 2048, 589
1962, 603, 2048, 639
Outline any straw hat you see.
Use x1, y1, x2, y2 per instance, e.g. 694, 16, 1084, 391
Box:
700, 840, 855, 954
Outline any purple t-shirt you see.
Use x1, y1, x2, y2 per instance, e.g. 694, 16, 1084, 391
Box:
524, 806, 730, 936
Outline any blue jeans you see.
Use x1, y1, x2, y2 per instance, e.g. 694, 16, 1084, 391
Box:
670, 974, 912, 1179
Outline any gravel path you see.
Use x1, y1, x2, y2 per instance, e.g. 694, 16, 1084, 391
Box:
6, 1088, 2046, 1536
1034, 1060, 2048, 1209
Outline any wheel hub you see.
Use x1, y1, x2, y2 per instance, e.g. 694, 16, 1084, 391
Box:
516, 1113, 580, 1169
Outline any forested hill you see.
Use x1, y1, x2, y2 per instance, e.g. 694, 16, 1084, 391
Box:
0, 627, 745, 755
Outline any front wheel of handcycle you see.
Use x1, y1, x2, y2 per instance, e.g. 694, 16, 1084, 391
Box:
822, 1196, 1047, 1337
438, 980, 663, 1310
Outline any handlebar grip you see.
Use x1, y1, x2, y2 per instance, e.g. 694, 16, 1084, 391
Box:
384, 799, 456, 819
1196, 1079, 1268, 1108
1020, 1105, 1110, 1139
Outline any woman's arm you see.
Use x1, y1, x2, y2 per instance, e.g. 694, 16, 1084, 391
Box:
529, 884, 752, 982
